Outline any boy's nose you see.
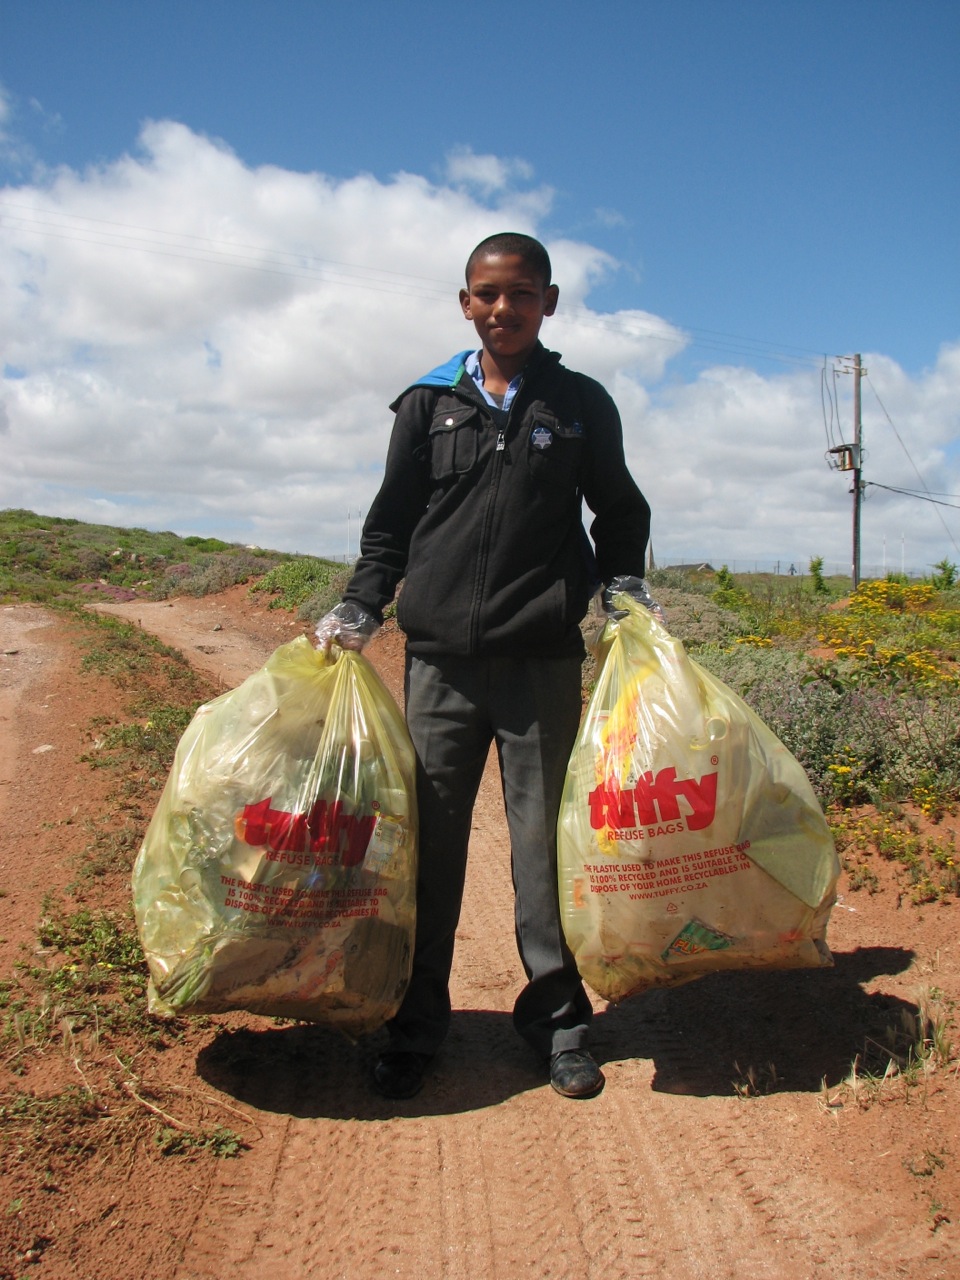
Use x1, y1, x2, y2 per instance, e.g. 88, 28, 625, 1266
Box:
493, 294, 513, 316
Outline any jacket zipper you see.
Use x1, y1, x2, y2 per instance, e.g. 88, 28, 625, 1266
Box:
468, 411, 511, 653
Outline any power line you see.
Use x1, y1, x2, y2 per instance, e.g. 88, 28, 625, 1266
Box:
867, 378, 931, 492
865, 378, 960, 554
820, 356, 843, 452
824, 355, 960, 571
866, 481, 960, 513
0, 199, 825, 370
0, 198, 455, 291
0, 202, 458, 301
879, 485, 960, 500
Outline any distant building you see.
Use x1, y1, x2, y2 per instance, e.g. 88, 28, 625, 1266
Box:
663, 562, 716, 574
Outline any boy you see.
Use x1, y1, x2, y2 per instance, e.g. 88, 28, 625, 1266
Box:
316, 233, 651, 1099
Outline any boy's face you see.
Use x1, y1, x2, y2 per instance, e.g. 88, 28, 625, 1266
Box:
459, 253, 559, 367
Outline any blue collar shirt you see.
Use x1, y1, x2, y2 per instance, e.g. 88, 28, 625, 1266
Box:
464, 350, 524, 413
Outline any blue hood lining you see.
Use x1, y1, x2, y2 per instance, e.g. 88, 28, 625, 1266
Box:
409, 349, 474, 391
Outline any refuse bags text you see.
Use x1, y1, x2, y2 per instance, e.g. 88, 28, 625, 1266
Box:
558, 595, 840, 1003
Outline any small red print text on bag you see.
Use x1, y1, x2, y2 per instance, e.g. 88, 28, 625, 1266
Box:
558, 596, 840, 1003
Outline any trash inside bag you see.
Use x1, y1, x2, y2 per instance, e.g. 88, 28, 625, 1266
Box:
558, 595, 840, 1003
132, 636, 417, 1034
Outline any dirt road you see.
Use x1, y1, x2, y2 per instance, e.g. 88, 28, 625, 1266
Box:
2, 590, 957, 1279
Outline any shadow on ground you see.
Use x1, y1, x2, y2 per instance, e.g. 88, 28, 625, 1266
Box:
195, 1009, 541, 1120
196, 944, 916, 1115
596, 944, 918, 1096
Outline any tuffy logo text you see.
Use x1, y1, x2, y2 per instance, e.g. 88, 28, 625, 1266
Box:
588, 767, 718, 834
235, 796, 376, 866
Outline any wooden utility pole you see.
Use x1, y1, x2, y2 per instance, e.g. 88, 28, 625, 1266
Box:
852, 354, 863, 588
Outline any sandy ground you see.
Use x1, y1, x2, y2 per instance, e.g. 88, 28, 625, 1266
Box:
1, 587, 958, 1279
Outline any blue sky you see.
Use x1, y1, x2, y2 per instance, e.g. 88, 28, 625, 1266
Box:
2, 0, 958, 573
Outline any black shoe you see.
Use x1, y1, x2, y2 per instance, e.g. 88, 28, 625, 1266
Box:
549, 1050, 604, 1099
372, 1051, 431, 1100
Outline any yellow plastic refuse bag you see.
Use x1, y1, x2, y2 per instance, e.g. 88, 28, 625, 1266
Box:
132, 636, 417, 1034
558, 595, 839, 1002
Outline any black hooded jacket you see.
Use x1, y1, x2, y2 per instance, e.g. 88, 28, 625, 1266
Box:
343, 344, 651, 659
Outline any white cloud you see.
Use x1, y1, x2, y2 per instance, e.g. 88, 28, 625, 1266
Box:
593, 207, 630, 229
444, 145, 535, 196
0, 82, 60, 174
620, 349, 960, 575
0, 82, 24, 169
1, 121, 958, 577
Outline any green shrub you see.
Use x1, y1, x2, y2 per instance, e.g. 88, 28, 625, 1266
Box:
713, 565, 749, 610
182, 535, 234, 553
151, 551, 282, 599
694, 645, 960, 809
0, 509, 290, 602
646, 568, 715, 596
650, 588, 742, 649
809, 556, 829, 595
251, 557, 350, 616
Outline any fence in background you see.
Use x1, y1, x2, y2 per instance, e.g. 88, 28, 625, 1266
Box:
656, 558, 930, 580
321, 553, 934, 581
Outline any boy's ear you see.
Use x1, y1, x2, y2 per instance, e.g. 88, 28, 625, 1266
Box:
459, 287, 472, 320
544, 284, 559, 316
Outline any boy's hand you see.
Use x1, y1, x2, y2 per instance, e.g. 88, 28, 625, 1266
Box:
314, 602, 380, 653
602, 575, 667, 626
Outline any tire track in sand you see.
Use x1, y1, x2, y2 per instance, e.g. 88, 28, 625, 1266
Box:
126, 601, 947, 1280
170, 727, 837, 1280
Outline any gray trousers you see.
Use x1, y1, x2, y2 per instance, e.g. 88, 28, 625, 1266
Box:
388, 651, 593, 1059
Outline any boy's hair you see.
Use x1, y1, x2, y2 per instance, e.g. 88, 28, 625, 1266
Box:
465, 233, 552, 288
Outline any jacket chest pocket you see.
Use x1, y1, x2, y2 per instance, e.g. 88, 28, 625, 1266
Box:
428, 405, 480, 480
526, 410, 584, 486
